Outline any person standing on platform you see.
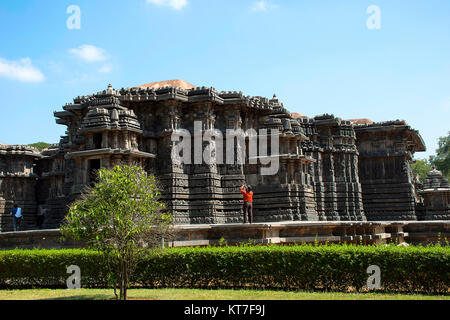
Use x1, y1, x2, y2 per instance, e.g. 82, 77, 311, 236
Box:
10, 204, 23, 232
240, 184, 254, 224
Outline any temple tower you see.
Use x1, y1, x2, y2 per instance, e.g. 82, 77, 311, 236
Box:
0, 144, 42, 231
418, 169, 450, 220
354, 120, 426, 221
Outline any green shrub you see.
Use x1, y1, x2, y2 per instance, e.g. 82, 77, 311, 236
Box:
0, 249, 108, 289
134, 245, 449, 294
0, 245, 448, 294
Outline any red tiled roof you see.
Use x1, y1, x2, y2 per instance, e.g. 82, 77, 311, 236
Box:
137, 79, 196, 90
291, 112, 307, 118
348, 118, 374, 125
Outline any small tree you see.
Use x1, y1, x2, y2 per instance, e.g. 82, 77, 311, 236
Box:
411, 159, 433, 182
28, 142, 52, 151
429, 132, 450, 180
61, 165, 172, 300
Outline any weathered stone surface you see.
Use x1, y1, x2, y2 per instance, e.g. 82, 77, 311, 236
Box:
353, 121, 426, 221
0, 144, 42, 232
0, 81, 448, 232
1, 221, 449, 249
417, 170, 450, 220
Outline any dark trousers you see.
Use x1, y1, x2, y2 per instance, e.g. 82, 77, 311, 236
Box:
243, 202, 253, 224
13, 216, 21, 231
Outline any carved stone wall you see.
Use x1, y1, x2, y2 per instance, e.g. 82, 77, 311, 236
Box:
417, 169, 450, 220
1, 82, 441, 232
354, 121, 426, 221
0, 145, 41, 232
299, 115, 365, 222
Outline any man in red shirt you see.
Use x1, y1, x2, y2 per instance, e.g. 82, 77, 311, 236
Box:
240, 184, 254, 224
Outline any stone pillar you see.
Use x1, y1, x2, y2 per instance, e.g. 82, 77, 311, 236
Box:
288, 160, 295, 184
102, 132, 109, 149
87, 133, 94, 150
280, 160, 288, 185
113, 132, 119, 149
103, 156, 111, 169
123, 132, 130, 150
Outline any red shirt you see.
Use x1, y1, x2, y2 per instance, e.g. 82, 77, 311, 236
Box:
240, 188, 253, 203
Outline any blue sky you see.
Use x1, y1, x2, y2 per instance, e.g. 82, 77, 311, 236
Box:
0, 0, 449, 159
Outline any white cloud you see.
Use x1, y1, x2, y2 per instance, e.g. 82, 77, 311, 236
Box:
69, 45, 109, 63
251, 0, 278, 12
0, 57, 45, 83
146, 0, 188, 11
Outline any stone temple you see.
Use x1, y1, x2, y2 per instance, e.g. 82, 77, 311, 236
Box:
0, 80, 448, 232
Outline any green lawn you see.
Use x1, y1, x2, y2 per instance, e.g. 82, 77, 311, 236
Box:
0, 288, 448, 300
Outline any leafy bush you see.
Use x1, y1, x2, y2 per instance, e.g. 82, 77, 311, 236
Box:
135, 245, 449, 294
0, 249, 108, 289
0, 245, 448, 294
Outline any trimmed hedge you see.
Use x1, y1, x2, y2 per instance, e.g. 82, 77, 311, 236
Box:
0, 249, 109, 289
0, 245, 449, 294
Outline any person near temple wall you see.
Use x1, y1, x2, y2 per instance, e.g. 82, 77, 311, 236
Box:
240, 184, 254, 224
37, 205, 46, 229
10, 204, 22, 232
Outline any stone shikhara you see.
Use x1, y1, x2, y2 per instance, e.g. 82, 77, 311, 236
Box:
0, 80, 448, 231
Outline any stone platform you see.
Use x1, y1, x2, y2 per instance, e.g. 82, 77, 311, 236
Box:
171, 221, 450, 246
0, 221, 449, 250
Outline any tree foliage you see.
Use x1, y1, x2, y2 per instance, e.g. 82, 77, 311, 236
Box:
28, 142, 52, 151
411, 159, 433, 182
60, 165, 172, 300
429, 132, 450, 180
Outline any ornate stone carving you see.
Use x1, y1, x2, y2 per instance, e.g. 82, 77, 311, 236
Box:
0, 83, 440, 232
